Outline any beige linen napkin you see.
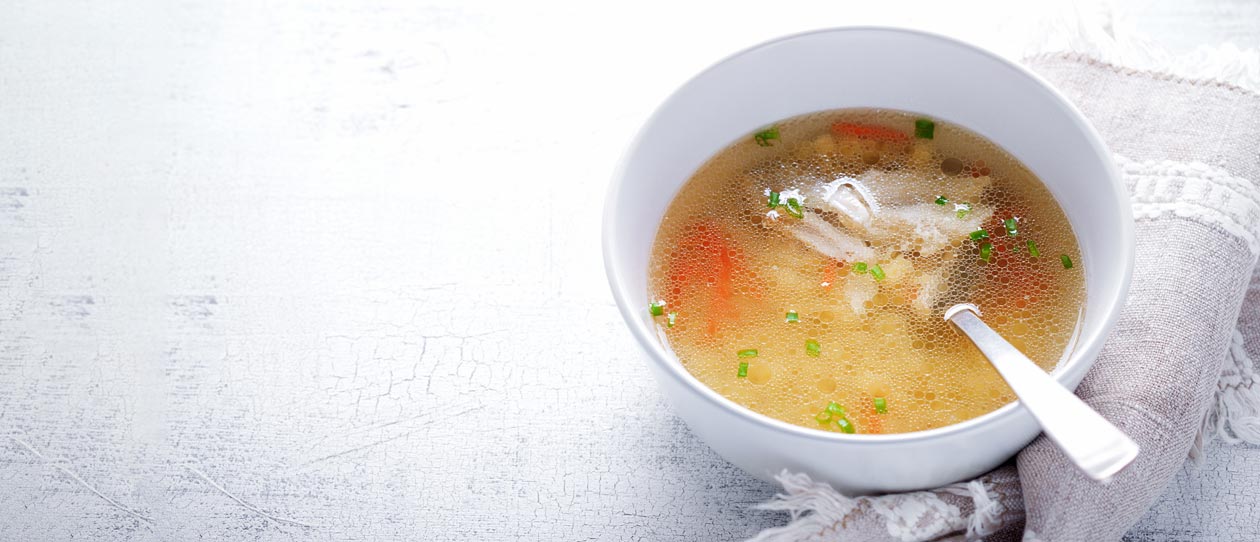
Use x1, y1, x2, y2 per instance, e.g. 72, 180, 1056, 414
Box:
747, 54, 1260, 542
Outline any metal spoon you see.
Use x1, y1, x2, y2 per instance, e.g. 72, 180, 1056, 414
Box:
945, 303, 1139, 482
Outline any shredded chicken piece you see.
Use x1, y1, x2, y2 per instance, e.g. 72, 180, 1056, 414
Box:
817, 178, 879, 229
850, 169, 991, 208
802, 172, 993, 257
869, 204, 992, 257
844, 274, 878, 315
789, 212, 875, 263
910, 266, 948, 316
782, 169, 995, 318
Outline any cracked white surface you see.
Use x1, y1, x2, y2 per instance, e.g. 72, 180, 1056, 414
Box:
0, 0, 1256, 540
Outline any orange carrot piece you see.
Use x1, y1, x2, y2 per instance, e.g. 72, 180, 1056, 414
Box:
822, 260, 837, 291
830, 122, 910, 142
667, 221, 748, 339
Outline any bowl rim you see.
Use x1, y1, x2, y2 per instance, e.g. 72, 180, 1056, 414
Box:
602, 26, 1135, 444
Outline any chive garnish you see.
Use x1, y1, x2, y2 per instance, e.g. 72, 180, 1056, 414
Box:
969, 229, 989, 241
1061, 254, 1074, 269
817, 403, 854, 431
914, 118, 935, 139
956, 203, 972, 219
649, 301, 665, 316
738, 349, 758, 358
1026, 240, 1041, 258
667, 312, 677, 327
785, 310, 799, 323
767, 190, 780, 208
737, 362, 749, 378
835, 417, 856, 434
870, 264, 885, 282
754, 126, 780, 147
1004, 218, 1018, 237
874, 397, 887, 414
785, 198, 804, 218
805, 339, 821, 357
852, 262, 869, 274
935, 195, 949, 206
980, 242, 994, 262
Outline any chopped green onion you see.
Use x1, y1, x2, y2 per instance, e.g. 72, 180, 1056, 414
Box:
826, 401, 846, 417
785, 198, 804, 218
754, 126, 780, 147
815, 411, 833, 425
980, 242, 994, 262
914, 118, 935, 139
935, 195, 949, 206
873, 397, 887, 414
870, 264, 885, 282
835, 417, 856, 434
1026, 240, 1041, 258
969, 229, 989, 241
785, 310, 799, 323
737, 362, 749, 378
767, 190, 780, 208
667, 312, 677, 327
1061, 254, 1074, 269
738, 349, 758, 358
1004, 218, 1019, 237
805, 339, 821, 357
956, 203, 972, 219
649, 301, 664, 316
852, 262, 869, 274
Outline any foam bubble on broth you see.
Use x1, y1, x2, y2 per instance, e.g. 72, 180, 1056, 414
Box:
648, 109, 1085, 434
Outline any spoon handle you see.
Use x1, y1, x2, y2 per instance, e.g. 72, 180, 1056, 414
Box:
946, 304, 1139, 482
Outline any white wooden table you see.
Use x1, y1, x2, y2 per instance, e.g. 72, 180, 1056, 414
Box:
1, 1, 1256, 540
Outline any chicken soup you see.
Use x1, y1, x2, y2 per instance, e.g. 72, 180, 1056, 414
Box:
647, 109, 1084, 434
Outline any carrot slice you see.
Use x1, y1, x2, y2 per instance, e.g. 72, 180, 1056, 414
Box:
666, 221, 760, 339
822, 259, 838, 291
830, 122, 910, 142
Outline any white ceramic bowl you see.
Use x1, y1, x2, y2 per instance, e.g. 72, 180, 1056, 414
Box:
602, 27, 1133, 494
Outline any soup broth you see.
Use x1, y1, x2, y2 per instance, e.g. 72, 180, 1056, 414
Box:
647, 109, 1084, 434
